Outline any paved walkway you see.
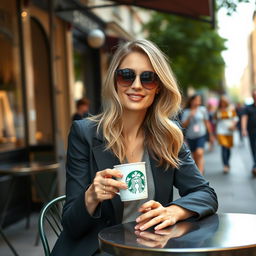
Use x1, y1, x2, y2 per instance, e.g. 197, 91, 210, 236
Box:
1, 132, 256, 256
204, 133, 256, 213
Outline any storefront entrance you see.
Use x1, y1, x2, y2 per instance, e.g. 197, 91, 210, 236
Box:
30, 17, 54, 147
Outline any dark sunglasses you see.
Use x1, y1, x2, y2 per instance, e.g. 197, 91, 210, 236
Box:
115, 68, 159, 90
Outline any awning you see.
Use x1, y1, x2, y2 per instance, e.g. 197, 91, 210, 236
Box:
57, 0, 215, 26
85, 0, 215, 27
92, 0, 215, 25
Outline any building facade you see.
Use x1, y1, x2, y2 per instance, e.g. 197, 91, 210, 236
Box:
248, 12, 256, 90
240, 11, 256, 102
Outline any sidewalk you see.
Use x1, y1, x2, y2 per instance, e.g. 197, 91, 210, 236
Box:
204, 132, 256, 213
1, 132, 256, 256
0, 213, 45, 256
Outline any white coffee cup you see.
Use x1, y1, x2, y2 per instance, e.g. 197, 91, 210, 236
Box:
114, 162, 148, 202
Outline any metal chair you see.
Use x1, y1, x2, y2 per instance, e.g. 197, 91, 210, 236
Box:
38, 195, 66, 256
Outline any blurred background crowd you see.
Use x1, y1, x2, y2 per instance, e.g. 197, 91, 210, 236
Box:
180, 90, 256, 177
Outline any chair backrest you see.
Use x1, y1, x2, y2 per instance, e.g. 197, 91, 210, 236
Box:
38, 195, 66, 256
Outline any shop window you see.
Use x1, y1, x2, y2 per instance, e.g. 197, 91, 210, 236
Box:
0, 1, 25, 152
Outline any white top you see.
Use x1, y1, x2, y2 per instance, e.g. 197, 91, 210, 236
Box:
182, 106, 209, 139
216, 110, 238, 136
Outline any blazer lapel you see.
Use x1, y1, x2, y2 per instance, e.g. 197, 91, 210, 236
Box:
92, 134, 124, 224
149, 156, 174, 206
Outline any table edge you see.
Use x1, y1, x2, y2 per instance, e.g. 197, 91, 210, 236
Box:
98, 213, 256, 253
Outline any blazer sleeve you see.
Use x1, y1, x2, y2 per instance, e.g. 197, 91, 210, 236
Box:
171, 143, 218, 218
62, 121, 102, 240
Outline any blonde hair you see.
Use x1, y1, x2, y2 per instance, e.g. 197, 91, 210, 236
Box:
91, 39, 183, 169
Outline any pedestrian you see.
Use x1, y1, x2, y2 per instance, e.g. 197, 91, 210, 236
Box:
51, 39, 218, 256
206, 102, 216, 151
181, 94, 214, 175
235, 102, 244, 145
215, 96, 238, 173
72, 98, 90, 121
241, 89, 256, 176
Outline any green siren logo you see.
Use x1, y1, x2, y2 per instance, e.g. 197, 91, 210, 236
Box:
126, 170, 145, 194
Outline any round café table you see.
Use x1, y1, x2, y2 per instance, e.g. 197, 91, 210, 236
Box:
0, 161, 60, 256
99, 213, 256, 256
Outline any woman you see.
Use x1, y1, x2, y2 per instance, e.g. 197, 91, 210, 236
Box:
51, 40, 218, 256
181, 94, 214, 174
215, 96, 238, 173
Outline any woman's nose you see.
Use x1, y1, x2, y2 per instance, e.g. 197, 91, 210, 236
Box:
130, 75, 143, 90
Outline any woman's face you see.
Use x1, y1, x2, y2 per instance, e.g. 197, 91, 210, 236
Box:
191, 96, 201, 107
116, 51, 159, 114
219, 98, 228, 108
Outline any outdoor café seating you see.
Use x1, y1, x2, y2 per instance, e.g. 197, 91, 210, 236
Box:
0, 147, 59, 256
38, 195, 66, 256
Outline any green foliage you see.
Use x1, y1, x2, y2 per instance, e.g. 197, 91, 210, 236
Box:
217, 0, 251, 15
143, 14, 226, 92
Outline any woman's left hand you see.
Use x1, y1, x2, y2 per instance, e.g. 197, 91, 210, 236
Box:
135, 200, 195, 231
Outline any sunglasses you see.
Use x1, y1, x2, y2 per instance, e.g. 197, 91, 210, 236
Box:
115, 68, 159, 90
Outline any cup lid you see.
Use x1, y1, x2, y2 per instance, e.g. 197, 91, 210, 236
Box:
114, 162, 145, 168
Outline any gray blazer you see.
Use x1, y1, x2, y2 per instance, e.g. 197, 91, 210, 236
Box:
51, 119, 218, 256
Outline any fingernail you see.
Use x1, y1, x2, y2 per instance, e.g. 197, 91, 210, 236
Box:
136, 217, 140, 222
140, 226, 145, 231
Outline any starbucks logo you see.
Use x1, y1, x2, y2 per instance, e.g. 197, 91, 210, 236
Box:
126, 170, 146, 194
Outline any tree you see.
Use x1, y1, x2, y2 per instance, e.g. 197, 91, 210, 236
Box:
217, 0, 250, 15
143, 14, 226, 93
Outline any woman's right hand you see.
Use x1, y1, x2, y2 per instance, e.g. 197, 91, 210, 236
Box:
85, 169, 127, 215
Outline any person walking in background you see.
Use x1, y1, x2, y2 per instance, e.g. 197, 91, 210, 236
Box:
235, 102, 244, 145
72, 98, 90, 121
206, 102, 216, 151
215, 96, 238, 174
181, 94, 214, 175
51, 39, 218, 256
241, 89, 256, 177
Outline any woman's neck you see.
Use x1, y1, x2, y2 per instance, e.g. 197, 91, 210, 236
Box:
122, 110, 146, 140
122, 111, 146, 163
